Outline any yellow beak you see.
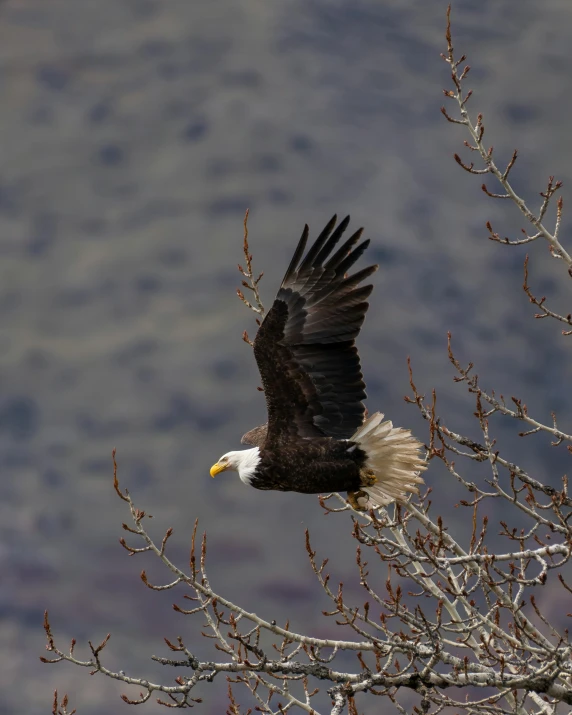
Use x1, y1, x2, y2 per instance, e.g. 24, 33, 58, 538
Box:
210, 462, 227, 478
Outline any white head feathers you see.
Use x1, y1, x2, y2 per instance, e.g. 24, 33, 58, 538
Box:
210, 448, 261, 485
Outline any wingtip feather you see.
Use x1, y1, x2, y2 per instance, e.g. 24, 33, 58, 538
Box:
281, 224, 309, 286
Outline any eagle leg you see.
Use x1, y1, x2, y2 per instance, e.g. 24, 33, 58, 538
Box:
360, 468, 377, 487
347, 490, 368, 511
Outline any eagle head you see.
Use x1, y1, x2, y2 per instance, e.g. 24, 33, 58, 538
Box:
210, 448, 261, 484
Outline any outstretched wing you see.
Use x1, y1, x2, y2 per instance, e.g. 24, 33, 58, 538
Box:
253, 215, 378, 445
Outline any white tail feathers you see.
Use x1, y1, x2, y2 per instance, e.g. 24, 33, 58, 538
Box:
351, 412, 427, 509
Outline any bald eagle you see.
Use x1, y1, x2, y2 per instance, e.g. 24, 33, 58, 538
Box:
210, 216, 426, 510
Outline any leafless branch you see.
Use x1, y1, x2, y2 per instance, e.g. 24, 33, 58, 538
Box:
523, 255, 572, 335
42, 436, 572, 713
442, 5, 572, 274
237, 208, 265, 346
52, 691, 76, 715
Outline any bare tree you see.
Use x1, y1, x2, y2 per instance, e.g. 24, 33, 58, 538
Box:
42, 8, 572, 714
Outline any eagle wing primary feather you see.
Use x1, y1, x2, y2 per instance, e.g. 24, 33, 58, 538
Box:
253, 216, 378, 445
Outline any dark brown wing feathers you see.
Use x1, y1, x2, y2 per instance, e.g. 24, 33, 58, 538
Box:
252, 216, 378, 444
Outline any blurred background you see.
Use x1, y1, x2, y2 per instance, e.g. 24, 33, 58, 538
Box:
1, 0, 571, 712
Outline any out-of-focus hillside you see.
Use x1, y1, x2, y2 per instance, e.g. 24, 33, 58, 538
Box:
0, 1, 571, 712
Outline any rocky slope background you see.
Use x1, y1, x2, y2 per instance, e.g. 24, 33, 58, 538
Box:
0, 0, 571, 712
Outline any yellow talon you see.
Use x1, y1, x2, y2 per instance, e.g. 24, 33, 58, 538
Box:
347, 490, 368, 511
360, 469, 377, 487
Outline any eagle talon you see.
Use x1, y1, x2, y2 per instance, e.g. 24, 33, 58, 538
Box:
360, 469, 377, 487
347, 490, 368, 511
